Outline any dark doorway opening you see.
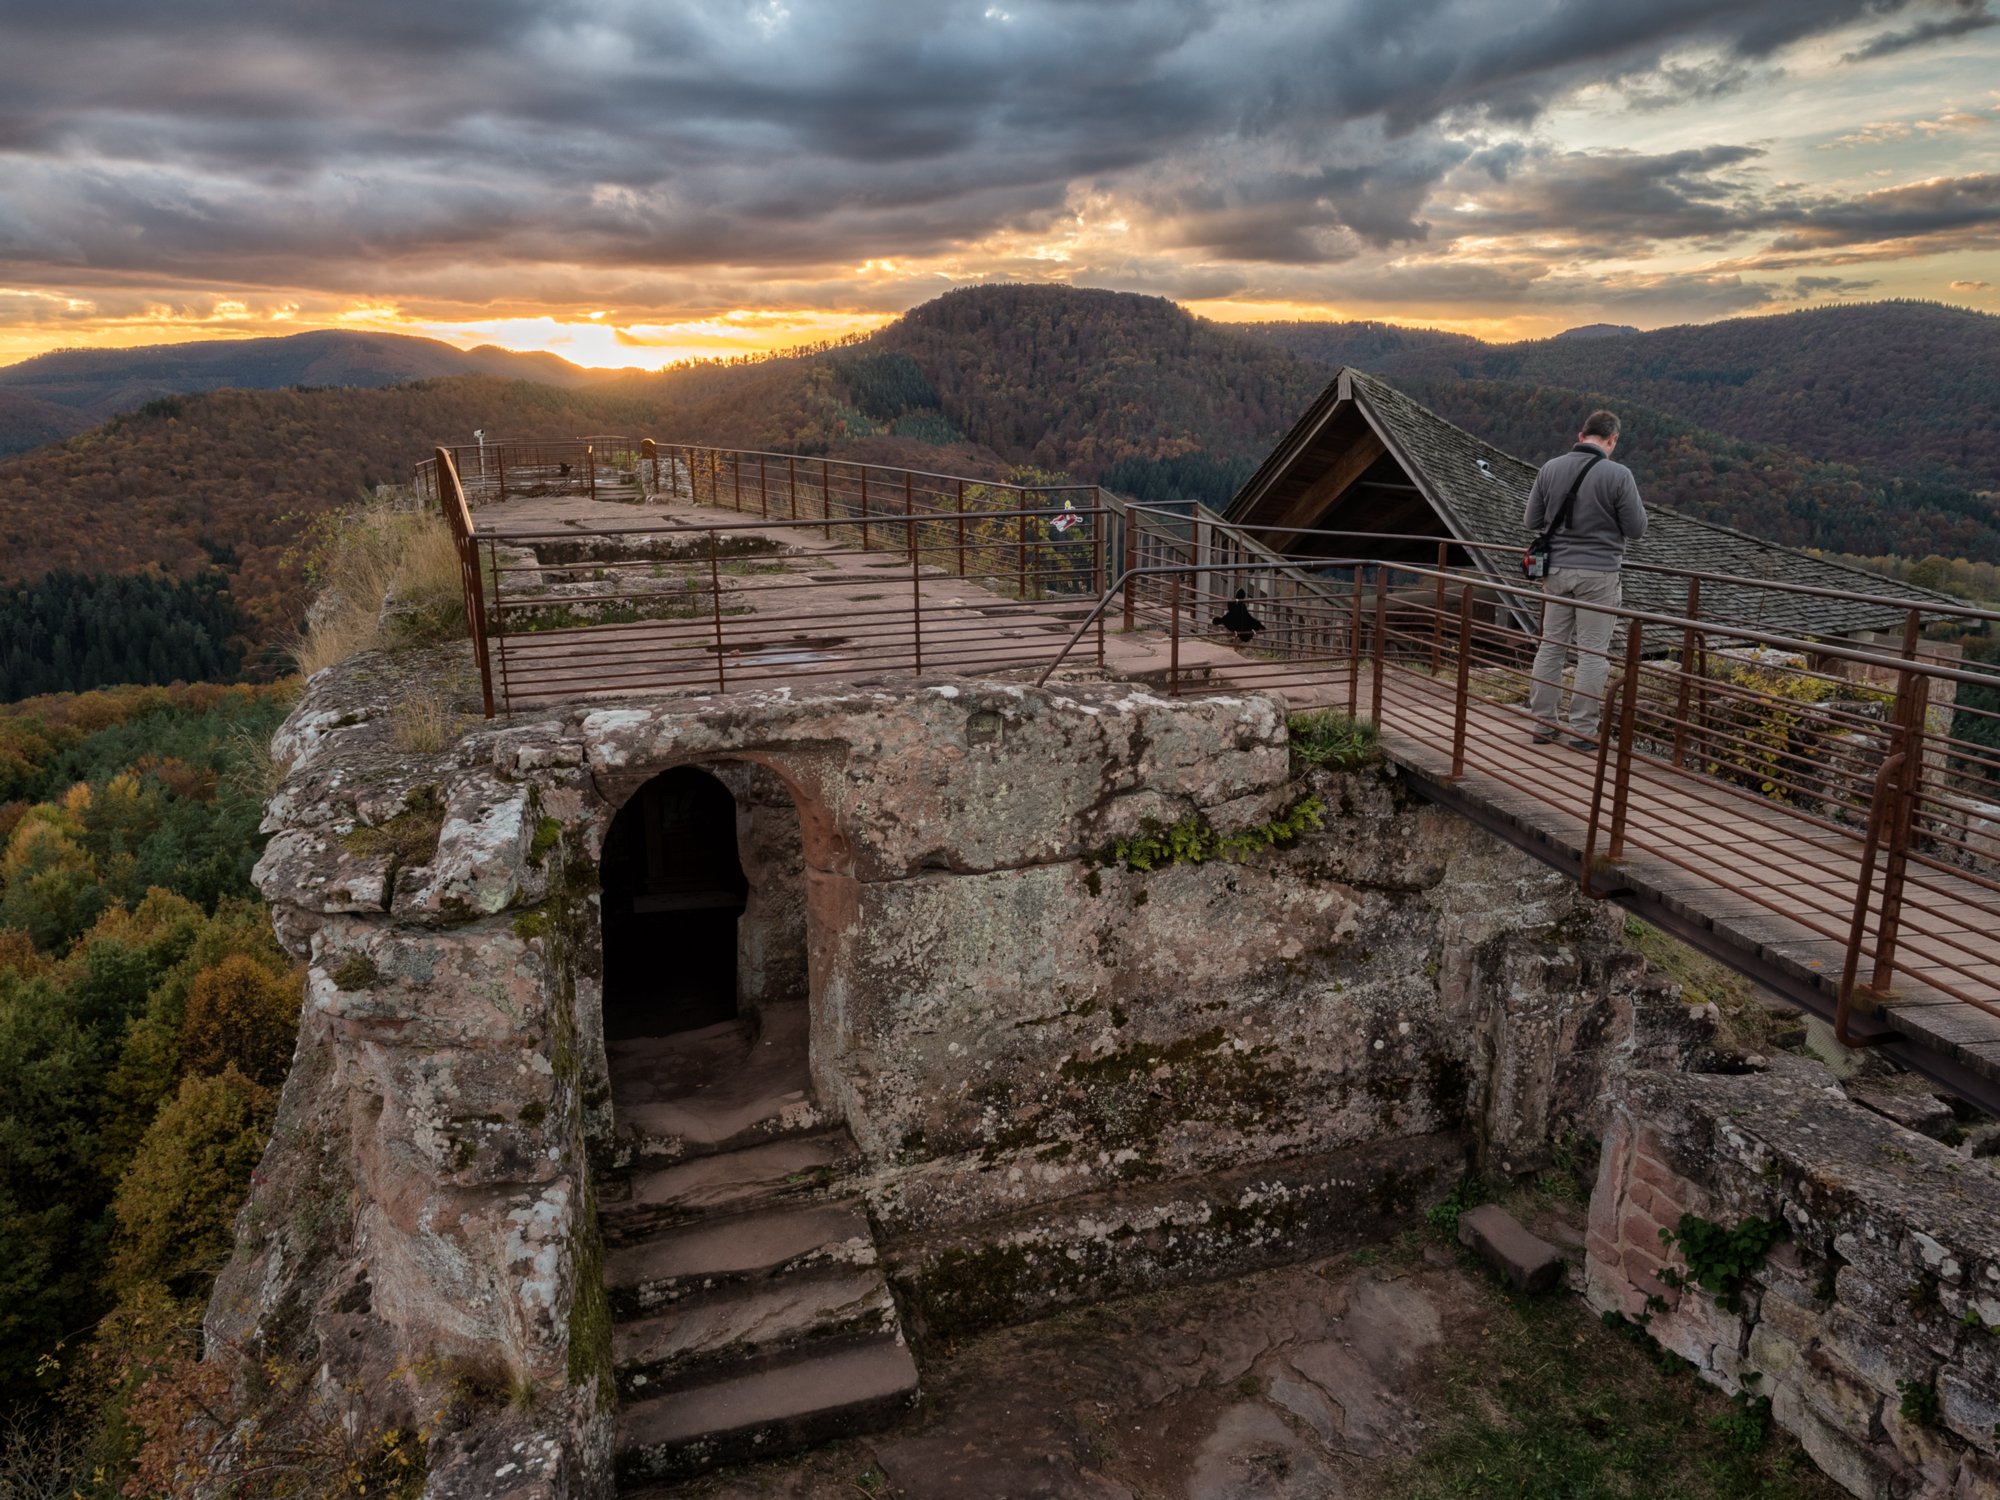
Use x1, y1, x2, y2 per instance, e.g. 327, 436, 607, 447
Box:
600, 766, 749, 1038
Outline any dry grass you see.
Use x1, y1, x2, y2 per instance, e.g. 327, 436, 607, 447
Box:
390, 685, 462, 754
293, 491, 466, 679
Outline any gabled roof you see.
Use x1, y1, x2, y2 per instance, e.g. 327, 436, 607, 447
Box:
1226, 367, 1955, 640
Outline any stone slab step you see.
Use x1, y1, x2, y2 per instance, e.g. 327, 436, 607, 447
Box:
604, 1200, 876, 1319
615, 1336, 919, 1485
614, 1269, 897, 1398
1456, 1203, 1564, 1293
601, 1132, 860, 1243
608, 1006, 821, 1164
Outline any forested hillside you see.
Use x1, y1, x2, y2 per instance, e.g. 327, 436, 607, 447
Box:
1397, 378, 2000, 562
877, 286, 1325, 475
6, 286, 1999, 705
1236, 301, 2000, 493
0, 682, 298, 1490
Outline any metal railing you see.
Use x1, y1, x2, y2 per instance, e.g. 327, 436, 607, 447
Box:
1035, 540, 2000, 1068
422, 434, 2000, 1093
424, 439, 1122, 707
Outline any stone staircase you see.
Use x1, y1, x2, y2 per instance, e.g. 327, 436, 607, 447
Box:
600, 1005, 918, 1489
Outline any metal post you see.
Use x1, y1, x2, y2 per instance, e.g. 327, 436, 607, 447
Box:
484, 534, 505, 719
956, 480, 967, 577
789, 455, 798, 519
1017, 511, 1028, 599
732, 452, 742, 512
587, 444, 596, 500
1607, 622, 1645, 858
1347, 568, 1362, 717
1093, 518, 1106, 669
496, 447, 506, 501
1122, 509, 1138, 632
1168, 577, 1182, 697
905, 471, 916, 568
1371, 568, 1387, 724
1673, 576, 1700, 767
821, 458, 833, 540
860, 468, 870, 550
1870, 618, 1927, 994
1449, 584, 1474, 778
1430, 540, 1448, 672
911, 545, 924, 677
709, 533, 727, 692
759, 455, 769, 519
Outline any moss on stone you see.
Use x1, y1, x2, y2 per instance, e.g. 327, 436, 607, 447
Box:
511, 907, 550, 941
342, 784, 445, 867
566, 1186, 616, 1409
527, 816, 563, 869
1056, 1026, 1298, 1157
329, 953, 379, 991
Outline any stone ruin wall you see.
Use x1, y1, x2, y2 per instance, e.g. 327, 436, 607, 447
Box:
1588, 1070, 2000, 1499
214, 649, 1701, 1496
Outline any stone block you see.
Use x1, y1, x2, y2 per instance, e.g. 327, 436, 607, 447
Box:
1802, 1340, 1891, 1444
1954, 1448, 2000, 1499
1456, 1204, 1564, 1293
1941, 1360, 2000, 1454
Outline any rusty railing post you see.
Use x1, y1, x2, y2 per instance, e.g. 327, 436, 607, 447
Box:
495, 446, 506, 501
1169, 576, 1182, 697
1870, 627, 1928, 995
1093, 513, 1106, 669
1607, 621, 1645, 859
586, 443, 596, 500
821, 458, 833, 539
859, 467, 870, 550
1449, 583, 1474, 778
905, 471, 916, 568
1837, 748, 1909, 1047
788, 455, 798, 518
732, 451, 742, 512
956, 479, 967, 577
1347, 566, 1362, 717
709, 531, 727, 692
1673, 575, 1700, 767
759, 454, 769, 518
911, 541, 924, 677
1017, 510, 1028, 599
1430, 540, 1448, 672
1122, 509, 1138, 631
485, 534, 507, 717
1371, 567, 1387, 724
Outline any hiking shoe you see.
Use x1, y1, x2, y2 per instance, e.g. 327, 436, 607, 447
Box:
1530, 726, 1558, 745
1561, 736, 1598, 753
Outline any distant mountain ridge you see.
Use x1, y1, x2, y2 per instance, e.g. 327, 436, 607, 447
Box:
4, 285, 1998, 698
0, 329, 619, 455
1229, 300, 2000, 494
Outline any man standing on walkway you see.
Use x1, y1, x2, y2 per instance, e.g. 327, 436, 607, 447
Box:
1525, 411, 1648, 750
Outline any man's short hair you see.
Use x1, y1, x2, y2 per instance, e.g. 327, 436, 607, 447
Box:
1581, 410, 1621, 439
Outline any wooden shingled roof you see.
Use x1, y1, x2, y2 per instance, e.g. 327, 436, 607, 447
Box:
1225, 368, 1954, 640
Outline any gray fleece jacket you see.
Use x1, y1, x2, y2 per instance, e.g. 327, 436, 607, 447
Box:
1524, 442, 1648, 572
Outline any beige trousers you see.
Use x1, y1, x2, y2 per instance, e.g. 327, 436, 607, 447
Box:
1528, 568, 1621, 738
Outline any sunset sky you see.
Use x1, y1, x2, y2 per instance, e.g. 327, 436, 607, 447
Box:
2, 0, 1997, 369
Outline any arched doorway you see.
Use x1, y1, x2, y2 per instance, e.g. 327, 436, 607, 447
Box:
599, 765, 750, 1038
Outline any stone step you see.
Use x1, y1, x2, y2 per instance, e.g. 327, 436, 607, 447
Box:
604, 1199, 877, 1320
608, 1005, 821, 1165
613, 1268, 898, 1399
614, 1336, 919, 1486
600, 1131, 861, 1244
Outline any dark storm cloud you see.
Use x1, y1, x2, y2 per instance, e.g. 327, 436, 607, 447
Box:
0, 0, 1985, 292
1843, 3, 1998, 60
